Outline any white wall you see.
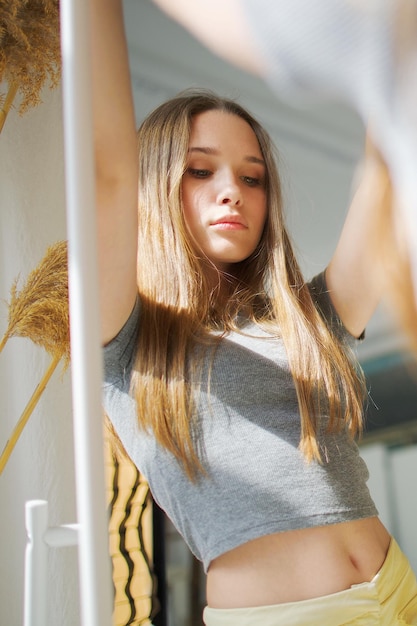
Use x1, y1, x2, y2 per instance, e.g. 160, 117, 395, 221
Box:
0, 85, 80, 625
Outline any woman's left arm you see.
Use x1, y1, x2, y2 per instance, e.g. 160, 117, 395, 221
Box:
325, 136, 394, 339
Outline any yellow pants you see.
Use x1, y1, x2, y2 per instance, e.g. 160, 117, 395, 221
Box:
203, 538, 417, 625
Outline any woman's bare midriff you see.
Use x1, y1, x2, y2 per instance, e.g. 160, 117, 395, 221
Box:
206, 517, 391, 609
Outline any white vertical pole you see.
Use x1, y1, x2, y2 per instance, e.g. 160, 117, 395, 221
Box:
59, 0, 113, 624
23, 501, 82, 626
24, 500, 49, 626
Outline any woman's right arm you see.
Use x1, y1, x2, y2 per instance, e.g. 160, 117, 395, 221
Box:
91, 0, 139, 344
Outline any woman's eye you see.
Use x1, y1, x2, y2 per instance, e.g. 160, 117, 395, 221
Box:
187, 168, 211, 178
241, 176, 262, 187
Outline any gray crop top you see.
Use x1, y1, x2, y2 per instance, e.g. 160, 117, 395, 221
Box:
103, 273, 377, 572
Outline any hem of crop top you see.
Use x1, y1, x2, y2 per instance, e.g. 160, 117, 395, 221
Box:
200, 508, 378, 573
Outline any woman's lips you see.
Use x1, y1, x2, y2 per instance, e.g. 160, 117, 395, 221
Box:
210, 216, 247, 230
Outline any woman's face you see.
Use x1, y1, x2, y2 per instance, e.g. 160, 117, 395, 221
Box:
181, 110, 267, 273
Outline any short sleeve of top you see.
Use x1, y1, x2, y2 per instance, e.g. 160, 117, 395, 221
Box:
309, 271, 365, 343
103, 298, 140, 391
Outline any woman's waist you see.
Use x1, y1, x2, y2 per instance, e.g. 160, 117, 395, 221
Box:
206, 517, 391, 609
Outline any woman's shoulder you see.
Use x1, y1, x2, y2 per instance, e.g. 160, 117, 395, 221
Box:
103, 296, 141, 376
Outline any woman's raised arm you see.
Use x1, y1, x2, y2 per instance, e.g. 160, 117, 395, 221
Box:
325, 136, 394, 339
91, 0, 138, 344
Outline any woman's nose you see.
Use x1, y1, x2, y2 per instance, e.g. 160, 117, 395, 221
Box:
216, 177, 242, 206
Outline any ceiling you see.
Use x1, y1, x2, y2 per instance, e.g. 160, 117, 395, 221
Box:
123, 0, 416, 433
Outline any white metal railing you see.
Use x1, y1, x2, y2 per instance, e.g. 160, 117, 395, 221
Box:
58, 0, 113, 623
24, 500, 80, 626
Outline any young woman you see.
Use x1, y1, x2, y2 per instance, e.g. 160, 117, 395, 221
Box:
94, 1, 417, 624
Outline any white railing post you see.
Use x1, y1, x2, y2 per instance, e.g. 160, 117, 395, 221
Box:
23, 500, 81, 626
59, 0, 113, 624
24, 500, 49, 626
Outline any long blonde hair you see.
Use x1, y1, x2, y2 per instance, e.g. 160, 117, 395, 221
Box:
131, 89, 365, 478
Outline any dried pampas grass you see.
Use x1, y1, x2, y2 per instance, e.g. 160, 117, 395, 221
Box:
0, 0, 60, 130
0, 239, 69, 362
0, 240, 69, 473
